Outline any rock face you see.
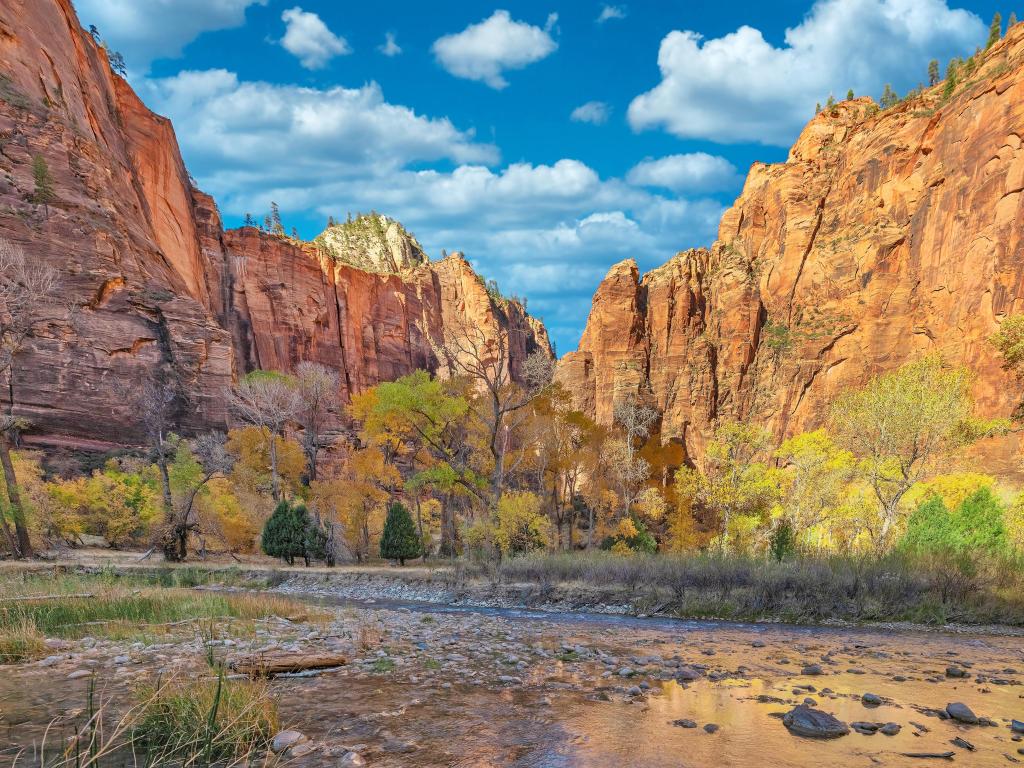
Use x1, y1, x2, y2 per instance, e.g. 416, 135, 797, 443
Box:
559, 25, 1024, 472
223, 229, 551, 400
0, 0, 550, 448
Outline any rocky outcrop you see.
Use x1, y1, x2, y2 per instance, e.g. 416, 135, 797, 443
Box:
223, 229, 551, 398
315, 214, 428, 274
0, 0, 550, 448
559, 24, 1024, 472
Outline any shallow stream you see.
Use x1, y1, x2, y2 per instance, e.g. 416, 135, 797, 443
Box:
2, 593, 1023, 766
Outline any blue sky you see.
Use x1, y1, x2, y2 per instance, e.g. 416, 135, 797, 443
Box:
75, 0, 999, 354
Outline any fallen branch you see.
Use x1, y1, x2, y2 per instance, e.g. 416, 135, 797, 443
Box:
899, 753, 955, 760
228, 651, 347, 677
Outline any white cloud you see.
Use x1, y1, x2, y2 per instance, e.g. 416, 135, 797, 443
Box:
628, 0, 984, 145
570, 101, 610, 125
379, 32, 402, 57
138, 68, 723, 353
626, 153, 740, 192
280, 7, 350, 69
74, 0, 265, 72
432, 10, 558, 89
597, 5, 627, 23
138, 70, 497, 197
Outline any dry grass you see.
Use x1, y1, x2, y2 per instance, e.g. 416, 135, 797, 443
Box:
489, 551, 1024, 626
134, 674, 279, 765
10, 673, 280, 767
0, 570, 326, 643
0, 617, 46, 663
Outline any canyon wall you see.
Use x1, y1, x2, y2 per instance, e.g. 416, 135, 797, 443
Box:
0, 0, 550, 449
559, 25, 1024, 473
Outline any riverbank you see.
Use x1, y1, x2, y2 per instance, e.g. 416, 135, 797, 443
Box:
11, 550, 1024, 636
3, 565, 1024, 767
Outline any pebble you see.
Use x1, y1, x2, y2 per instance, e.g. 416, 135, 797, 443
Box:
271, 730, 307, 754
339, 752, 366, 767
862, 693, 882, 706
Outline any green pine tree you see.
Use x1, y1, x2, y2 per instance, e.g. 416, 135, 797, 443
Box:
846, 89, 854, 100
261, 500, 304, 565
243, 212, 255, 227
943, 59, 960, 100
825, 94, 836, 109
987, 12, 1002, 49
379, 501, 421, 565
30, 154, 55, 212
270, 201, 284, 236
879, 83, 899, 109
769, 519, 797, 562
1009, 12, 1017, 27
928, 59, 940, 86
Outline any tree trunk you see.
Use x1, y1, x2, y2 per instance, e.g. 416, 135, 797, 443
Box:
414, 495, 425, 560
0, 508, 17, 555
1, 433, 30, 557
268, 430, 281, 501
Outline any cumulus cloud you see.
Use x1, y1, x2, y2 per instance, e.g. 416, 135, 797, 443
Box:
432, 10, 558, 89
74, 0, 265, 72
379, 32, 402, 57
139, 68, 722, 352
628, 0, 984, 145
570, 101, 611, 125
626, 153, 740, 192
280, 7, 350, 69
596, 5, 627, 23
138, 70, 497, 197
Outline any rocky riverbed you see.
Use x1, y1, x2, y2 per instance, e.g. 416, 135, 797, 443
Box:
2, 589, 1024, 767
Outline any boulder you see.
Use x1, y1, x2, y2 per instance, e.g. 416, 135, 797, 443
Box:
783, 706, 850, 739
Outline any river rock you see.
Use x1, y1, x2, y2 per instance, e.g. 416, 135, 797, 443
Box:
672, 719, 697, 729
783, 705, 850, 738
339, 752, 366, 767
703, 723, 720, 734
802, 664, 824, 676
880, 723, 901, 736
675, 667, 701, 682
862, 693, 882, 706
946, 666, 968, 678
271, 730, 307, 754
67, 670, 92, 680
1012, 720, 1024, 734
946, 703, 978, 725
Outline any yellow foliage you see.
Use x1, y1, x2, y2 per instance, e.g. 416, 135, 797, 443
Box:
493, 491, 550, 556
196, 477, 259, 552
633, 487, 666, 523
616, 517, 638, 540
44, 460, 161, 547
664, 466, 705, 552
226, 427, 305, 498
311, 446, 399, 562
465, 492, 551, 557
903, 472, 995, 512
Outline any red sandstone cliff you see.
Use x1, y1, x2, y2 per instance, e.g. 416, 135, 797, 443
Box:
0, 0, 550, 448
559, 25, 1024, 473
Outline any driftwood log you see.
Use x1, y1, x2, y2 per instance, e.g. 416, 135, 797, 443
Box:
228, 651, 348, 677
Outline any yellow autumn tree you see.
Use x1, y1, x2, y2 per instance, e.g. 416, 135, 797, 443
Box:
311, 446, 400, 562
226, 427, 306, 499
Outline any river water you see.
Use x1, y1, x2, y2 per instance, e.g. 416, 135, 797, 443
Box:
2, 595, 1023, 767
